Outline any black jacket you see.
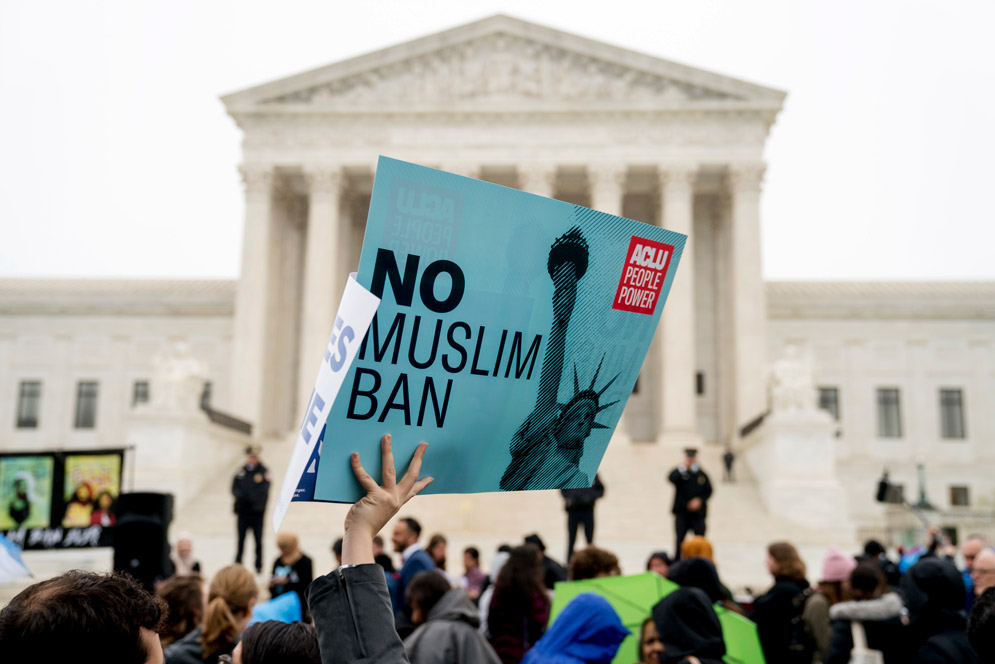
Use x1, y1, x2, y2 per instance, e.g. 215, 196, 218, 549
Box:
232, 463, 270, 514
163, 626, 237, 664
668, 465, 712, 516
309, 564, 409, 663
900, 557, 978, 664
825, 592, 912, 664
560, 474, 604, 510
749, 576, 809, 664
652, 587, 726, 664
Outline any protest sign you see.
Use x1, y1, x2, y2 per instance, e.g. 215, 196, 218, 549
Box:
302, 157, 686, 504
272, 274, 380, 530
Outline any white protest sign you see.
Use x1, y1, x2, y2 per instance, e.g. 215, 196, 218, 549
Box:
272, 274, 380, 531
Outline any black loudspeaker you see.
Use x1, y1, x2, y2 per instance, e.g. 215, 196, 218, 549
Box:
112, 492, 174, 590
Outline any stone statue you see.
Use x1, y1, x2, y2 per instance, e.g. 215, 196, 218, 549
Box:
769, 345, 818, 413
500, 228, 618, 491
150, 341, 206, 412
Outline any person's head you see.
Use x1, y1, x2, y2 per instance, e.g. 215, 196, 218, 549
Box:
968, 587, 995, 662
667, 557, 725, 604
245, 445, 261, 467
276, 532, 301, 562
523, 533, 547, 560
156, 575, 205, 647
405, 570, 452, 625
332, 537, 344, 566
203, 565, 258, 658
372, 535, 385, 557
971, 548, 995, 597
531, 593, 629, 661
767, 541, 806, 581
820, 545, 857, 604
392, 517, 421, 552
639, 616, 664, 664
646, 552, 671, 578
900, 557, 966, 633
963, 535, 990, 572
848, 560, 885, 601
0, 570, 166, 663
555, 398, 596, 455
684, 448, 697, 464
73, 482, 94, 503
464, 546, 480, 572
568, 545, 621, 581
427, 533, 447, 570
651, 587, 725, 664
494, 544, 545, 604
234, 620, 320, 664
176, 533, 194, 558
96, 490, 114, 511
863, 539, 886, 558
681, 536, 713, 562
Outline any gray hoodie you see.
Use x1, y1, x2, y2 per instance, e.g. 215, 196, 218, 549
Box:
404, 588, 502, 664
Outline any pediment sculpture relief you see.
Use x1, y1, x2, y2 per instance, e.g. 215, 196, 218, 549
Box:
263, 34, 740, 107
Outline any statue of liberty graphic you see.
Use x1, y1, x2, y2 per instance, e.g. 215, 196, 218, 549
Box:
500, 227, 618, 491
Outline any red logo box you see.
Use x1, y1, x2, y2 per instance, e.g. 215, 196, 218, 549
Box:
612, 236, 674, 315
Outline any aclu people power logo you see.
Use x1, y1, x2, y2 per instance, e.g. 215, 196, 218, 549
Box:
612, 236, 674, 315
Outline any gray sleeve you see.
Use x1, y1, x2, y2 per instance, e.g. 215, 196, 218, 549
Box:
308, 564, 409, 664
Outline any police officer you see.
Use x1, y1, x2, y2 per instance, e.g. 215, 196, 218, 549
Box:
669, 448, 712, 560
232, 445, 271, 573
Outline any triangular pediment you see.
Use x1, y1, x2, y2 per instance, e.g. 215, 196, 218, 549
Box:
222, 15, 785, 115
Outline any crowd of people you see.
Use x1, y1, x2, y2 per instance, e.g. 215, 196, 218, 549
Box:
1, 436, 993, 664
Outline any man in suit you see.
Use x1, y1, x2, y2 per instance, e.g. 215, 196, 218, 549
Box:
389, 516, 435, 616
669, 448, 712, 560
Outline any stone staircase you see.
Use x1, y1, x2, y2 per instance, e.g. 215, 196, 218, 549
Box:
1, 430, 859, 607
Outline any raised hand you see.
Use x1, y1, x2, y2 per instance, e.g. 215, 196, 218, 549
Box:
341, 434, 433, 565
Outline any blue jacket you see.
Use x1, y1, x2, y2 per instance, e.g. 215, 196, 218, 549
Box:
391, 548, 435, 615
521, 593, 629, 664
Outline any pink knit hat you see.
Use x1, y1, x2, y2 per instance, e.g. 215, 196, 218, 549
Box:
821, 546, 857, 582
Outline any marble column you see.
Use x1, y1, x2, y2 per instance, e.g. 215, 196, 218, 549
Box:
230, 165, 274, 432
297, 166, 343, 416
518, 164, 557, 198
728, 164, 768, 442
658, 165, 700, 443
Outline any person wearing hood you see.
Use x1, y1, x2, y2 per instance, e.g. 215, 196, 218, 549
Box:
900, 557, 978, 663
521, 593, 629, 664
824, 560, 910, 664
403, 570, 501, 664
667, 557, 743, 616
651, 587, 726, 664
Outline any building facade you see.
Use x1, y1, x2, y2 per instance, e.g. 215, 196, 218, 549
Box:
2, 16, 993, 545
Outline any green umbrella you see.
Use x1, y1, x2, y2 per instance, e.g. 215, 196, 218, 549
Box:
713, 604, 766, 664
549, 572, 766, 664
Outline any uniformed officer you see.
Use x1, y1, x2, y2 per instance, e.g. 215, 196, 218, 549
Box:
232, 445, 271, 573
669, 448, 712, 560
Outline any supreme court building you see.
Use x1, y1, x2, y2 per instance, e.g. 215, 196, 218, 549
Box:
2, 16, 994, 572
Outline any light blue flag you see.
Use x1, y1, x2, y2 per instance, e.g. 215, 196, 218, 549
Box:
313, 157, 686, 502
0, 533, 31, 582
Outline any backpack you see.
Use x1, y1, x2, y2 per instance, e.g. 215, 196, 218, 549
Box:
786, 587, 817, 664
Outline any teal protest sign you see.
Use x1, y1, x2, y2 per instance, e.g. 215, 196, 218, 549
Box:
308, 157, 686, 503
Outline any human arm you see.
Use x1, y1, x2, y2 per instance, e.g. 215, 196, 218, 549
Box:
308, 435, 433, 664
803, 593, 832, 659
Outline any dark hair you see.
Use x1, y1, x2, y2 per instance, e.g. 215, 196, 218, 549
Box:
850, 560, 884, 600
647, 551, 672, 571
156, 574, 204, 646
492, 545, 547, 613
400, 517, 422, 538
405, 570, 452, 624
498, 544, 513, 553
332, 538, 343, 557
0, 570, 165, 664
969, 587, 995, 662
768, 541, 806, 581
428, 533, 448, 570
568, 546, 620, 581
240, 620, 320, 664
373, 535, 384, 547
524, 533, 546, 551
864, 539, 886, 557
464, 546, 480, 561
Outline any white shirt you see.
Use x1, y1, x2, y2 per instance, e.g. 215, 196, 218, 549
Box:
402, 543, 422, 564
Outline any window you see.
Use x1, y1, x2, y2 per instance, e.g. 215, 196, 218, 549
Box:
16, 381, 41, 428
950, 486, 970, 507
74, 381, 98, 429
818, 387, 840, 421
939, 389, 966, 439
696, 372, 705, 396
876, 388, 902, 438
132, 380, 149, 406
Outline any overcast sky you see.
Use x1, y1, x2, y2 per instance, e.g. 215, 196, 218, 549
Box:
1, 0, 993, 281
